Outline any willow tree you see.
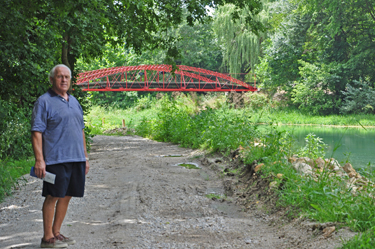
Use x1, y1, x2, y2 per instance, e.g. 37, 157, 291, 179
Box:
213, 3, 269, 81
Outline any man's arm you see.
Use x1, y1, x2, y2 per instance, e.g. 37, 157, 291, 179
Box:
31, 131, 46, 178
83, 130, 90, 175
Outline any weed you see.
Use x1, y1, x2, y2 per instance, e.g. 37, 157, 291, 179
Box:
342, 226, 375, 248
298, 133, 327, 158
205, 193, 224, 200
178, 163, 200, 169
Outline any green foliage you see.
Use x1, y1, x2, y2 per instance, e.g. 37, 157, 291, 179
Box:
0, 159, 34, 202
136, 96, 260, 153
0, 101, 33, 160
205, 193, 225, 200
86, 105, 157, 135
258, 0, 375, 115
256, 3, 310, 94
175, 20, 223, 71
135, 94, 156, 111
213, 2, 268, 79
342, 226, 375, 249
0, 0, 55, 106
291, 61, 341, 115
340, 80, 375, 114
76, 45, 165, 72
178, 163, 200, 169
243, 92, 270, 109
76, 17, 223, 72
298, 0, 375, 81
278, 131, 295, 158
89, 91, 140, 109
241, 125, 290, 165
297, 133, 327, 159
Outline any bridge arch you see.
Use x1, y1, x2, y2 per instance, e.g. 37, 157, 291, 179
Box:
76, 64, 257, 92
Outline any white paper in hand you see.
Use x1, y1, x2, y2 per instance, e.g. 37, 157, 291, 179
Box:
30, 167, 56, 184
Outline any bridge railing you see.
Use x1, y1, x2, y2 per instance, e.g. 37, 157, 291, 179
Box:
76, 65, 257, 92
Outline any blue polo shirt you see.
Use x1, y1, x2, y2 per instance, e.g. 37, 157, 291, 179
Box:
31, 89, 86, 165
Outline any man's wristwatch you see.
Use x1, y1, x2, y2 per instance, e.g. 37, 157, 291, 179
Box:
85, 157, 89, 161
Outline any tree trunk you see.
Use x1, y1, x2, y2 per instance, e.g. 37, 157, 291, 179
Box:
61, 35, 71, 69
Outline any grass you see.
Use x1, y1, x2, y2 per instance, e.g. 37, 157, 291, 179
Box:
177, 163, 200, 169
86, 105, 157, 135
205, 193, 224, 200
0, 158, 34, 202
342, 227, 375, 248
254, 108, 375, 127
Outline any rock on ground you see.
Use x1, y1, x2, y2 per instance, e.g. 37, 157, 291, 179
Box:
0, 135, 355, 248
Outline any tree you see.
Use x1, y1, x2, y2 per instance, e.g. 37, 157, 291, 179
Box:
340, 79, 375, 114
213, 2, 268, 80
174, 20, 223, 71
256, 2, 311, 95
258, 0, 375, 114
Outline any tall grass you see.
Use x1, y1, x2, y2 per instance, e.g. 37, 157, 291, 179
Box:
86, 105, 158, 135
136, 96, 260, 152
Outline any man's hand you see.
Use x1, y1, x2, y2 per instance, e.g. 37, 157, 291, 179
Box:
32, 131, 46, 178
85, 160, 90, 175
83, 129, 90, 175
34, 159, 46, 178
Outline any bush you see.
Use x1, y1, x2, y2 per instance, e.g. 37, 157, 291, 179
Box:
243, 92, 270, 109
0, 159, 33, 202
291, 61, 341, 115
0, 100, 32, 160
135, 94, 156, 111
298, 133, 327, 159
90, 91, 140, 109
136, 96, 259, 153
340, 79, 375, 114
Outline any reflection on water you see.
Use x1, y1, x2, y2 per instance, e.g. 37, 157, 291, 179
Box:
276, 125, 375, 169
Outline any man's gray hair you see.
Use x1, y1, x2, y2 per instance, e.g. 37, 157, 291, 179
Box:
49, 64, 72, 83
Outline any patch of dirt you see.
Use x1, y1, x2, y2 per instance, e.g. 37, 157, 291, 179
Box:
0, 135, 356, 248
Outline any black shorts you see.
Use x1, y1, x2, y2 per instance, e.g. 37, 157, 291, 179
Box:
42, 162, 86, 198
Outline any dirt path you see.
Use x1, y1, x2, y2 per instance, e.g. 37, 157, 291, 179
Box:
0, 135, 354, 248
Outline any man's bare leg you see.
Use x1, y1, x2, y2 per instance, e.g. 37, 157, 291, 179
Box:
42, 196, 59, 240
52, 196, 72, 236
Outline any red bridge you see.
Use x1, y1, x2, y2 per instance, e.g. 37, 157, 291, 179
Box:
76, 65, 257, 92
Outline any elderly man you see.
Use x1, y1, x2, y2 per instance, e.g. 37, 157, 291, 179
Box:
31, 64, 90, 248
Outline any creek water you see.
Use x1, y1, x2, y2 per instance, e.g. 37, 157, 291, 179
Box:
276, 125, 375, 169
